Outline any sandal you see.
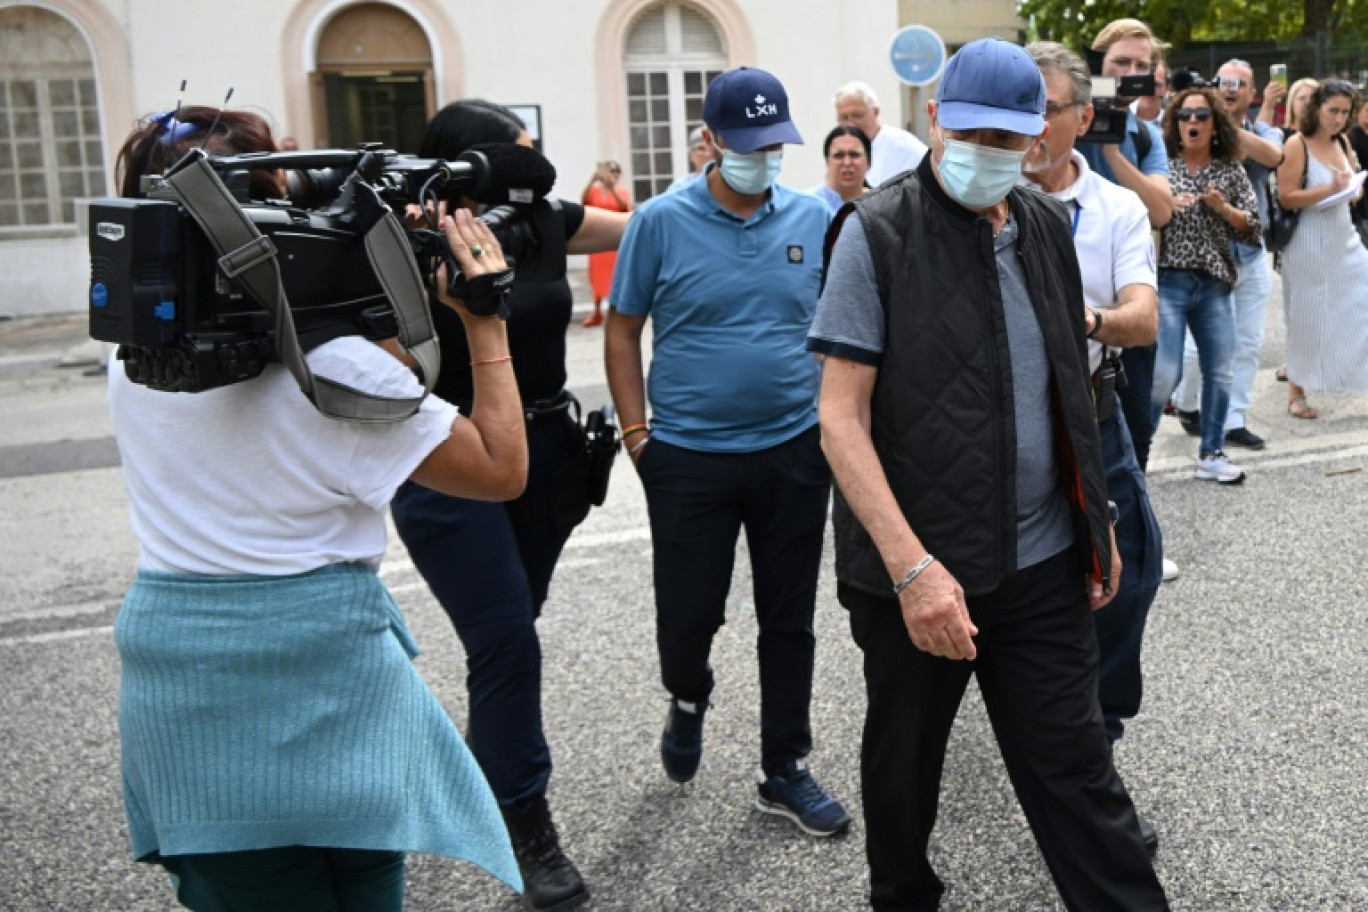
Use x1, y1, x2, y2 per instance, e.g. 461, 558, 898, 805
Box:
1288, 396, 1319, 419
1275, 366, 1288, 382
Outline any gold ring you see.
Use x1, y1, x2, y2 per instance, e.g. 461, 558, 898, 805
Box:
470, 245, 484, 257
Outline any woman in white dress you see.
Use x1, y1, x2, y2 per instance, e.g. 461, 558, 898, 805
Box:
1276, 80, 1368, 417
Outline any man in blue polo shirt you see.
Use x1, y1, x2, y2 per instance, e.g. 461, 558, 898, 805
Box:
604, 66, 849, 837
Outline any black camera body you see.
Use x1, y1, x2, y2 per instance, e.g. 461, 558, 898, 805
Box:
1079, 48, 1157, 145
1167, 68, 1207, 94
88, 144, 562, 393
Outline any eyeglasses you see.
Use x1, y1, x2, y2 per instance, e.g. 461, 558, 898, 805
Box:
1176, 107, 1213, 122
1045, 100, 1084, 119
1216, 77, 1248, 92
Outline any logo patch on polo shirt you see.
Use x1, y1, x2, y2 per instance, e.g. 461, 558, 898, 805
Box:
787, 245, 804, 263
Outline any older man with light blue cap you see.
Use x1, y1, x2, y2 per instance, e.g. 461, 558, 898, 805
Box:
811, 38, 1170, 910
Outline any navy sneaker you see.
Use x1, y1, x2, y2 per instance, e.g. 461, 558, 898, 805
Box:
755, 760, 851, 837
660, 699, 705, 783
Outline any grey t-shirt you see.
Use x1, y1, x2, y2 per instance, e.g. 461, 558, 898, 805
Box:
809, 214, 1073, 570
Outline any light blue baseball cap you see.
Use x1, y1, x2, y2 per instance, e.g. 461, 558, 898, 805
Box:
935, 38, 1046, 136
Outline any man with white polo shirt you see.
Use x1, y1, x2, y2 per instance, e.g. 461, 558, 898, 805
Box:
1025, 39, 1166, 855
834, 81, 928, 186
605, 66, 850, 838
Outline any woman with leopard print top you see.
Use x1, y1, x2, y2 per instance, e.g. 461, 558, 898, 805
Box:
1150, 86, 1261, 484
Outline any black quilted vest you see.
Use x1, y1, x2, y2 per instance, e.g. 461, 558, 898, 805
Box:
830, 155, 1113, 599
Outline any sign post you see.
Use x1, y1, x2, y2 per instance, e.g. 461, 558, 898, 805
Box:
889, 25, 947, 87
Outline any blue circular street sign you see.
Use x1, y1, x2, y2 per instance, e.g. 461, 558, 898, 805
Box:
889, 25, 947, 87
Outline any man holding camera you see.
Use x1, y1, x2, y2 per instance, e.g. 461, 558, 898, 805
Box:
605, 67, 850, 837
1170, 59, 1284, 451
1086, 18, 1175, 482
1024, 39, 1166, 854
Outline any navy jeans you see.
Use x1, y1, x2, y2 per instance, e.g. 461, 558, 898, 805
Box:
391, 413, 583, 808
1117, 344, 1157, 471
636, 426, 829, 775
1151, 269, 1236, 457
1094, 394, 1163, 742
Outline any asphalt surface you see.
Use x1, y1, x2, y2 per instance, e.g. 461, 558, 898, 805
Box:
1, 267, 1366, 911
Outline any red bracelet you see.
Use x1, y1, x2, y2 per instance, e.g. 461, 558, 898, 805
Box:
470, 355, 512, 367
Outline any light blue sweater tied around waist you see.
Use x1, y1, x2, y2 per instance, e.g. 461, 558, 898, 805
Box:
115, 562, 521, 893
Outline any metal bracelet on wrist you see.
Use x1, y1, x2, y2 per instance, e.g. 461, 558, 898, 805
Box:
892, 554, 937, 595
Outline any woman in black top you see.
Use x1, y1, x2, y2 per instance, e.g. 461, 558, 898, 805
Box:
390, 99, 627, 912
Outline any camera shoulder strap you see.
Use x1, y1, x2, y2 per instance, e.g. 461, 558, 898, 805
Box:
163, 152, 442, 423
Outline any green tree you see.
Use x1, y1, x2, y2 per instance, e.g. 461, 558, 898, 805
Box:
1018, 0, 1356, 51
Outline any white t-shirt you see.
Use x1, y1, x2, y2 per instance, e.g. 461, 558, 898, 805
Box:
1031, 150, 1157, 373
868, 125, 929, 187
109, 336, 460, 575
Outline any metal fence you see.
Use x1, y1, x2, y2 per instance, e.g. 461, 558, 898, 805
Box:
1169, 35, 1368, 89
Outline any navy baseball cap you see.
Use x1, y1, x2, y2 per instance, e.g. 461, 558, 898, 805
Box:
935, 38, 1046, 136
702, 67, 803, 152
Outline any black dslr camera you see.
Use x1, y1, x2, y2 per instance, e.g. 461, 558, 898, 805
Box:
1080, 48, 1157, 145
1167, 68, 1206, 94
88, 142, 563, 393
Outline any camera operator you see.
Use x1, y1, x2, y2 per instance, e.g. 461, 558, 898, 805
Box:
389, 99, 628, 912
109, 107, 526, 910
1084, 19, 1176, 502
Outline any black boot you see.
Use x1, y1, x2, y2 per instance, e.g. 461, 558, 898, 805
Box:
501, 795, 589, 911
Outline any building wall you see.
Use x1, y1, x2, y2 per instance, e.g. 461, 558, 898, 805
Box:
4, 0, 929, 315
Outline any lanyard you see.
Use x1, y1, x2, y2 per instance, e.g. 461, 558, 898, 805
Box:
1071, 201, 1081, 237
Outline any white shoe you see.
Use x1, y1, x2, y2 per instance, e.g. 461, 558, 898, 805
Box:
1161, 558, 1179, 582
1194, 451, 1246, 484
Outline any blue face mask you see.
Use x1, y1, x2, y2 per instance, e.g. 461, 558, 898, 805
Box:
718, 148, 783, 195
937, 136, 1029, 208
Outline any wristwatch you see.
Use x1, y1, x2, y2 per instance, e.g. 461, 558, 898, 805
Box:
1086, 307, 1104, 340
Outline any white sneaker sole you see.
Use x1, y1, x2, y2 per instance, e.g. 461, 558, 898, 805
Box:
1194, 468, 1246, 484
754, 796, 851, 837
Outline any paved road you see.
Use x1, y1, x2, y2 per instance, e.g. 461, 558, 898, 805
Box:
1, 277, 1366, 910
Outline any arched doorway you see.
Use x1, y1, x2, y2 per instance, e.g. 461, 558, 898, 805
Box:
0, 5, 106, 230
311, 3, 434, 151
622, 2, 727, 200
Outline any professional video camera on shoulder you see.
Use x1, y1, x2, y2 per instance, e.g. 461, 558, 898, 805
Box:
88, 139, 561, 399
1079, 48, 1157, 144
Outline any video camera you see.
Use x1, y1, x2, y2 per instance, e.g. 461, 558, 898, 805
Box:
88, 141, 562, 394
1080, 48, 1157, 145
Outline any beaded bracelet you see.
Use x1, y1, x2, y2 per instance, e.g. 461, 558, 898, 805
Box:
628, 436, 651, 456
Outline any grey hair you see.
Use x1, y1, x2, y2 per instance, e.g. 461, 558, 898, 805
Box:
1220, 58, 1254, 77
834, 80, 879, 109
1026, 41, 1092, 104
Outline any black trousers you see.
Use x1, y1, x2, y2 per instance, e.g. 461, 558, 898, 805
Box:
637, 426, 830, 774
844, 548, 1169, 912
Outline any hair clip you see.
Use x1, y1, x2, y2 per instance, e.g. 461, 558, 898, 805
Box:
152, 110, 198, 147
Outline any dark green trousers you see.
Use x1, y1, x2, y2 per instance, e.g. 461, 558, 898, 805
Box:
163, 847, 405, 912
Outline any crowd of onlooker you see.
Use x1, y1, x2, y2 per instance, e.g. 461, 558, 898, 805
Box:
96, 13, 1368, 912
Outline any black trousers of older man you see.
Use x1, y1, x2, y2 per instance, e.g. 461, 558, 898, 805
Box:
844, 547, 1169, 912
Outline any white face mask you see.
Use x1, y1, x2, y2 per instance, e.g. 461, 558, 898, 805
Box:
718, 148, 783, 194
